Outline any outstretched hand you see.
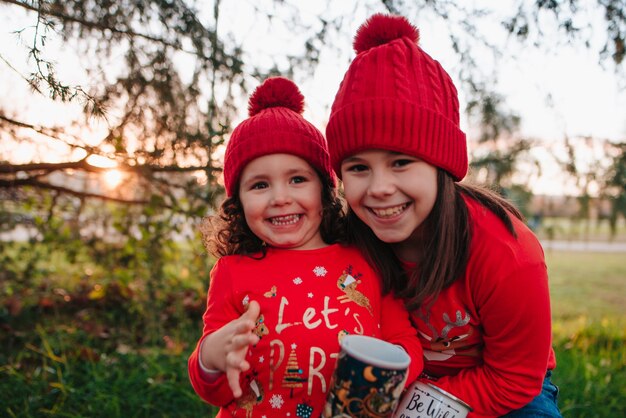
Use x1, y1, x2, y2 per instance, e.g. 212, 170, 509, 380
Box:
200, 300, 261, 397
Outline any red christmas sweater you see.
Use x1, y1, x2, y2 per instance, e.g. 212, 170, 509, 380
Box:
407, 196, 557, 418
188, 244, 423, 418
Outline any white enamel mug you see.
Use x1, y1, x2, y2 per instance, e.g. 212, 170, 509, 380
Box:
393, 380, 472, 418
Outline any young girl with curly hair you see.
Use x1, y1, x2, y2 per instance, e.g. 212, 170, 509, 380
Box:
188, 76, 422, 417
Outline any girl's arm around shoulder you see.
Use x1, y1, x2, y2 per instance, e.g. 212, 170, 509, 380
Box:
379, 293, 423, 384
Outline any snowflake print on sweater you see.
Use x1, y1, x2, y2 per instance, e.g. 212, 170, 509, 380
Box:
269, 394, 284, 409
313, 266, 327, 277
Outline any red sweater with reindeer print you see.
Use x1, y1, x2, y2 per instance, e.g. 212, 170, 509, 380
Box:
407, 195, 557, 418
188, 244, 423, 418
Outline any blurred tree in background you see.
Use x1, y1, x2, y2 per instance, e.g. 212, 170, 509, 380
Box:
600, 141, 626, 238
1, 0, 244, 341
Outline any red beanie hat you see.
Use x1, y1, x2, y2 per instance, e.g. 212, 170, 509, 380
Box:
223, 77, 334, 196
326, 14, 468, 181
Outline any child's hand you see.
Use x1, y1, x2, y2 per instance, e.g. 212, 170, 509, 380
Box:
200, 300, 261, 397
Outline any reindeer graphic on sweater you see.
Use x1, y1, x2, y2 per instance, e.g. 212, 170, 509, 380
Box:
415, 309, 480, 362
235, 373, 264, 418
336, 265, 373, 316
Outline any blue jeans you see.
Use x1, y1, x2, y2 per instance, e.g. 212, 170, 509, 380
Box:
502, 371, 562, 417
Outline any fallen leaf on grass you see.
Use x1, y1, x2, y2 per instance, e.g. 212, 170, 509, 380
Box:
163, 335, 187, 355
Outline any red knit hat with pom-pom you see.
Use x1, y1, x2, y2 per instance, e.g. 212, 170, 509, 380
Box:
326, 14, 467, 180
223, 77, 333, 196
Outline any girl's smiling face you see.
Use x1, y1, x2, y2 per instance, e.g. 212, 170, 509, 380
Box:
238, 153, 326, 251
340, 149, 438, 257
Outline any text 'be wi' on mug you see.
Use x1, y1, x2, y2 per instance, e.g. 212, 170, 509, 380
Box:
393, 380, 472, 418
323, 334, 411, 418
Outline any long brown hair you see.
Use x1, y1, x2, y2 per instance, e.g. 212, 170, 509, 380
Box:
345, 169, 524, 311
201, 171, 345, 258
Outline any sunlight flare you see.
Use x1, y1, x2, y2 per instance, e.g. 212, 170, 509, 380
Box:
103, 169, 123, 188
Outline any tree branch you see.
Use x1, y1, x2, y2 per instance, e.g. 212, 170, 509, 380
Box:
0, 160, 220, 176
150, 165, 221, 173
0, 159, 97, 174
0, 113, 96, 154
0, 177, 149, 204
1, 113, 223, 175
2, 0, 213, 60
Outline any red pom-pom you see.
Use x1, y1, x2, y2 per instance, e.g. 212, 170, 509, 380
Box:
248, 77, 305, 116
353, 14, 419, 54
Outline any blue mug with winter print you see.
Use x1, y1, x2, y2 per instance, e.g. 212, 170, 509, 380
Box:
323, 335, 411, 418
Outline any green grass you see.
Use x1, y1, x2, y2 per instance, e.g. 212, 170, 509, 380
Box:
547, 251, 626, 331
0, 319, 216, 417
552, 325, 625, 417
545, 251, 626, 417
1, 350, 213, 417
1, 250, 624, 417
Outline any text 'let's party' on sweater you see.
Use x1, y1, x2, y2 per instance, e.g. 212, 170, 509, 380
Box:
188, 243, 423, 418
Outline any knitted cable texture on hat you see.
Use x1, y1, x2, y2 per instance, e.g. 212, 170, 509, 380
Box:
326, 14, 468, 181
223, 77, 334, 196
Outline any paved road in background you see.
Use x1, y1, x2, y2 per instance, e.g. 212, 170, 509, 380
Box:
540, 240, 626, 252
